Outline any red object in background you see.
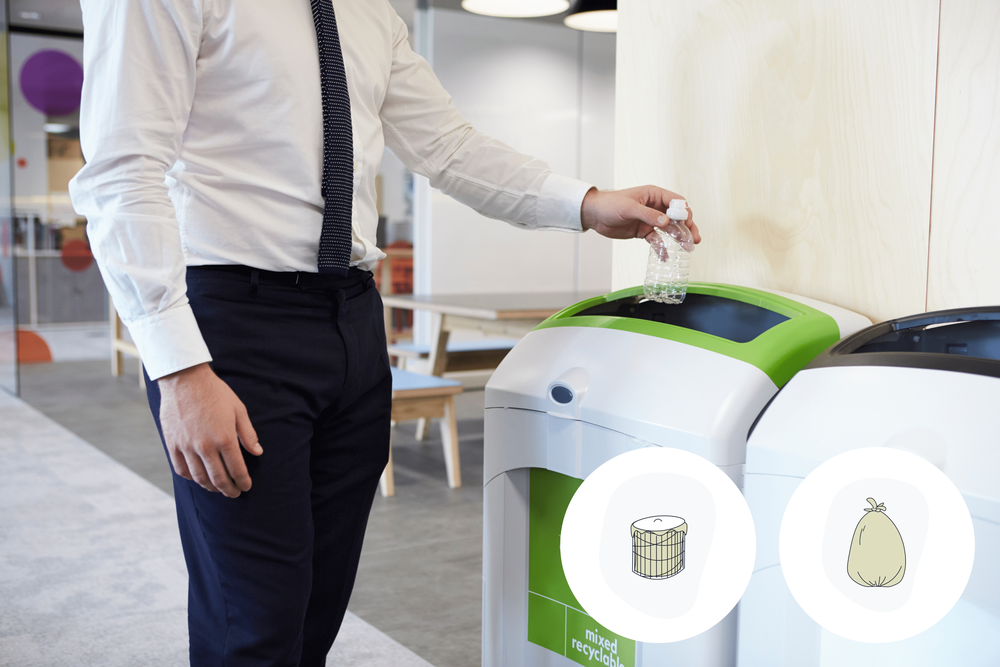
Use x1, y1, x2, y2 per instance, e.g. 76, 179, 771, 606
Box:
16, 157, 27, 169
60, 239, 94, 272
376, 241, 413, 335
386, 241, 413, 295
17, 330, 52, 364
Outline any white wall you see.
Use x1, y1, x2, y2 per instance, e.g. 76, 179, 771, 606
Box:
579, 26, 617, 293
412, 9, 616, 309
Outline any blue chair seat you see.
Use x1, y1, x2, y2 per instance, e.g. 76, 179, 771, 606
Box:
390, 366, 462, 394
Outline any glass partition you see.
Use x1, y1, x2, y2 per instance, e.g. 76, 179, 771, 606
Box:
0, 0, 17, 396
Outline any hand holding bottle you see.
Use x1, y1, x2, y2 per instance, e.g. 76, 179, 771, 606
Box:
644, 199, 694, 304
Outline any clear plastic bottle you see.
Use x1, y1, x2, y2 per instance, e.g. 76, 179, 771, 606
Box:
643, 199, 694, 304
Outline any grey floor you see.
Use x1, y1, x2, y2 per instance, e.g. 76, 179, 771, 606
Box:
0, 304, 15, 395
15, 358, 488, 667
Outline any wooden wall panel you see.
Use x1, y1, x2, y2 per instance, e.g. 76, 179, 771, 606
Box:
927, 0, 1000, 312
613, 0, 939, 323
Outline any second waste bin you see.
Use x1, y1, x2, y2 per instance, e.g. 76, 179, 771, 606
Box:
738, 307, 1000, 666
481, 283, 870, 667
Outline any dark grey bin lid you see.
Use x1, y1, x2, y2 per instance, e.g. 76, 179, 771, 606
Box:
805, 306, 1000, 379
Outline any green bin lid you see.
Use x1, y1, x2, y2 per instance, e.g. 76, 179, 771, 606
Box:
535, 283, 840, 387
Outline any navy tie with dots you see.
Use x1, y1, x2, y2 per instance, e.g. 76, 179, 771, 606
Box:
311, 0, 354, 276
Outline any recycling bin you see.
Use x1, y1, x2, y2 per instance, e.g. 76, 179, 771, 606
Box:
482, 283, 871, 667
737, 307, 1000, 667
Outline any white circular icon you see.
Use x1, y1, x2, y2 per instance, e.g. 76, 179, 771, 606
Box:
560, 447, 755, 643
779, 447, 975, 643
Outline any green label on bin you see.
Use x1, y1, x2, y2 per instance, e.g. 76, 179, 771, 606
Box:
527, 468, 636, 667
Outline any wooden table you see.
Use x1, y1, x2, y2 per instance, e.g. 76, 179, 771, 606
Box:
380, 291, 603, 377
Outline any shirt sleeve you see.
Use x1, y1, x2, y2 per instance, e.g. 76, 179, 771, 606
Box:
379, 12, 593, 233
69, 0, 211, 381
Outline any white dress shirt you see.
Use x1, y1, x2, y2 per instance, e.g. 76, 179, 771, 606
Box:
70, 0, 593, 380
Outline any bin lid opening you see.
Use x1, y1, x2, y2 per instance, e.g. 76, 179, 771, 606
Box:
571, 293, 789, 344
852, 319, 1000, 362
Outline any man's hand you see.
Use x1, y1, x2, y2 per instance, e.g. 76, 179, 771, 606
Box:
158, 363, 262, 498
581, 186, 701, 244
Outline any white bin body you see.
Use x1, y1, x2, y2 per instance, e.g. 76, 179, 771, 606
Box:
483, 325, 779, 667
738, 365, 1000, 666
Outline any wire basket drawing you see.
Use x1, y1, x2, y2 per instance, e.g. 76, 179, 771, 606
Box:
631, 515, 688, 579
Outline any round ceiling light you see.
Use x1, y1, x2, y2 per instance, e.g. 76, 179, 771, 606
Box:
564, 0, 617, 32
462, 0, 570, 18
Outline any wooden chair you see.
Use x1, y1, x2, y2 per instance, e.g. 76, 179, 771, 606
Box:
387, 337, 515, 441
379, 367, 464, 497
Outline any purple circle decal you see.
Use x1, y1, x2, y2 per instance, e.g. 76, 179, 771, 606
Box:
20, 50, 83, 116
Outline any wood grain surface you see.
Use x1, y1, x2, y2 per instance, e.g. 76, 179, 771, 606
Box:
927, 0, 1000, 312
613, 0, 941, 323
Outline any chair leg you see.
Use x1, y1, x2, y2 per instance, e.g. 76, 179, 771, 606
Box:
110, 301, 122, 377
379, 440, 395, 497
415, 417, 428, 441
440, 395, 461, 489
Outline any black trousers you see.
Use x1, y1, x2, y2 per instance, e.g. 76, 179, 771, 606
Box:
145, 266, 392, 667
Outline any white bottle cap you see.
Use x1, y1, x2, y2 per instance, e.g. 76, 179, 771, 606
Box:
667, 199, 688, 221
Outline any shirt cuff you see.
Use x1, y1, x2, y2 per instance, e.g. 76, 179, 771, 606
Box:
127, 304, 213, 381
536, 173, 593, 232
